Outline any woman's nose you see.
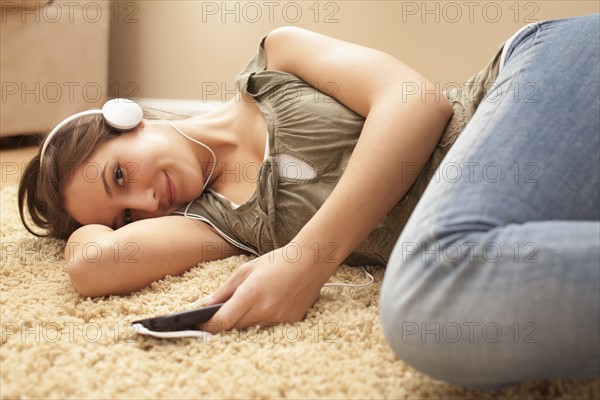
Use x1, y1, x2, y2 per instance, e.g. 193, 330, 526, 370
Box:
128, 187, 159, 213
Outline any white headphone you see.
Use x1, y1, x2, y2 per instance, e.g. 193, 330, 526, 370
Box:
39, 98, 143, 168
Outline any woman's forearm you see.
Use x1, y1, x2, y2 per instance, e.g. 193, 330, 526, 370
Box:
295, 91, 453, 269
64, 216, 240, 297
262, 26, 453, 269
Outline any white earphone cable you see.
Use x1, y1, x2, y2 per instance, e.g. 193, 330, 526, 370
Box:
323, 266, 374, 288
164, 119, 217, 193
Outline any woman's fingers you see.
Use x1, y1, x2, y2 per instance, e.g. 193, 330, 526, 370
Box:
202, 288, 254, 332
199, 245, 335, 333
199, 262, 254, 332
203, 263, 253, 306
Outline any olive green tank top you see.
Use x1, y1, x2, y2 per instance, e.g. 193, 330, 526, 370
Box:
173, 35, 505, 266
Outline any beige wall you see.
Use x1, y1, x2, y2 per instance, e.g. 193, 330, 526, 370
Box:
109, 1, 599, 101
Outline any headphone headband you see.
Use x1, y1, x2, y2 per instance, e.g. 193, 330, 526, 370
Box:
39, 99, 143, 169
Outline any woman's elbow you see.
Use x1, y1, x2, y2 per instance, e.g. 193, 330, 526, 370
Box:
435, 97, 454, 134
66, 260, 93, 297
416, 79, 454, 124
64, 255, 104, 297
63, 225, 115, 297
420, 85, 454, 140
64, 245, 109, 297
439, 93, 454, 121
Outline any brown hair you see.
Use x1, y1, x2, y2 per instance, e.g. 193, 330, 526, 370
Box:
18, 107, 189, 240
18, 114, 120, 240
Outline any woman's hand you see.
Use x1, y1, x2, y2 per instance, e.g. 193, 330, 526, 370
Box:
200, 241, 340, 332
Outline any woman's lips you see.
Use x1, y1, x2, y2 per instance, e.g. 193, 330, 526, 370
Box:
165, 172, 176, 207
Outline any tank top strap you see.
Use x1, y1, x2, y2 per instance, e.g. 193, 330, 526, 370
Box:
235, 33, 305, 99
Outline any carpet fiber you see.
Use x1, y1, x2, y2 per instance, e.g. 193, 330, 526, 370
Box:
1, 186, 598, 399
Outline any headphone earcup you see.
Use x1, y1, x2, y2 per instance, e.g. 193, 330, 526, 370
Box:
102, 98, 143, 130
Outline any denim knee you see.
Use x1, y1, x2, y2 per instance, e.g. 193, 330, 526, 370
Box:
380, 241, 452, 385
380, 235, 521, 390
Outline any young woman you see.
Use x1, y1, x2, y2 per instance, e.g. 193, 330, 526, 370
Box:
19, 15, 599, 388
20, 26, 455, 322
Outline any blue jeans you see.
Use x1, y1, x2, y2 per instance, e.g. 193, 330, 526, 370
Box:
380, 14, 600, 389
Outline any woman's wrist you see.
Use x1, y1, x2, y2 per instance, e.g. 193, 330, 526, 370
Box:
291, 228, 348, 283
294, 206, 363, 264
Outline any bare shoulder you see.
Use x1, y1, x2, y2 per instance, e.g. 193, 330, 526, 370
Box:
261, 26, 325, 71
260, 26, 436, 119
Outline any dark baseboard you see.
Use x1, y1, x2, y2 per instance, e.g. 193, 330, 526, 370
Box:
0, 134, 42, 150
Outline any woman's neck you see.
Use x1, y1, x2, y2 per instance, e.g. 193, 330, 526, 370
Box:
177, 99, 239, 150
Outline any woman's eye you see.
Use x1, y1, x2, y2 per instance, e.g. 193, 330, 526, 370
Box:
114, 166, 124, 187
124, 209, 132, 225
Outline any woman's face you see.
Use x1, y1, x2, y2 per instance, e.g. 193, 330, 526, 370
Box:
63, 121, 206, 229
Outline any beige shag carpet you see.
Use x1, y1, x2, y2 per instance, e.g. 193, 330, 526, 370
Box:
1, 185, 599, 399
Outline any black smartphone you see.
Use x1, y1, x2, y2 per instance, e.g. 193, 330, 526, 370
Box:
132, 303, 223, 332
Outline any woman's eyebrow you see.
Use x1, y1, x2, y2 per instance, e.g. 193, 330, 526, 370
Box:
101, 161, 119, 230
101, 161, 113, 198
